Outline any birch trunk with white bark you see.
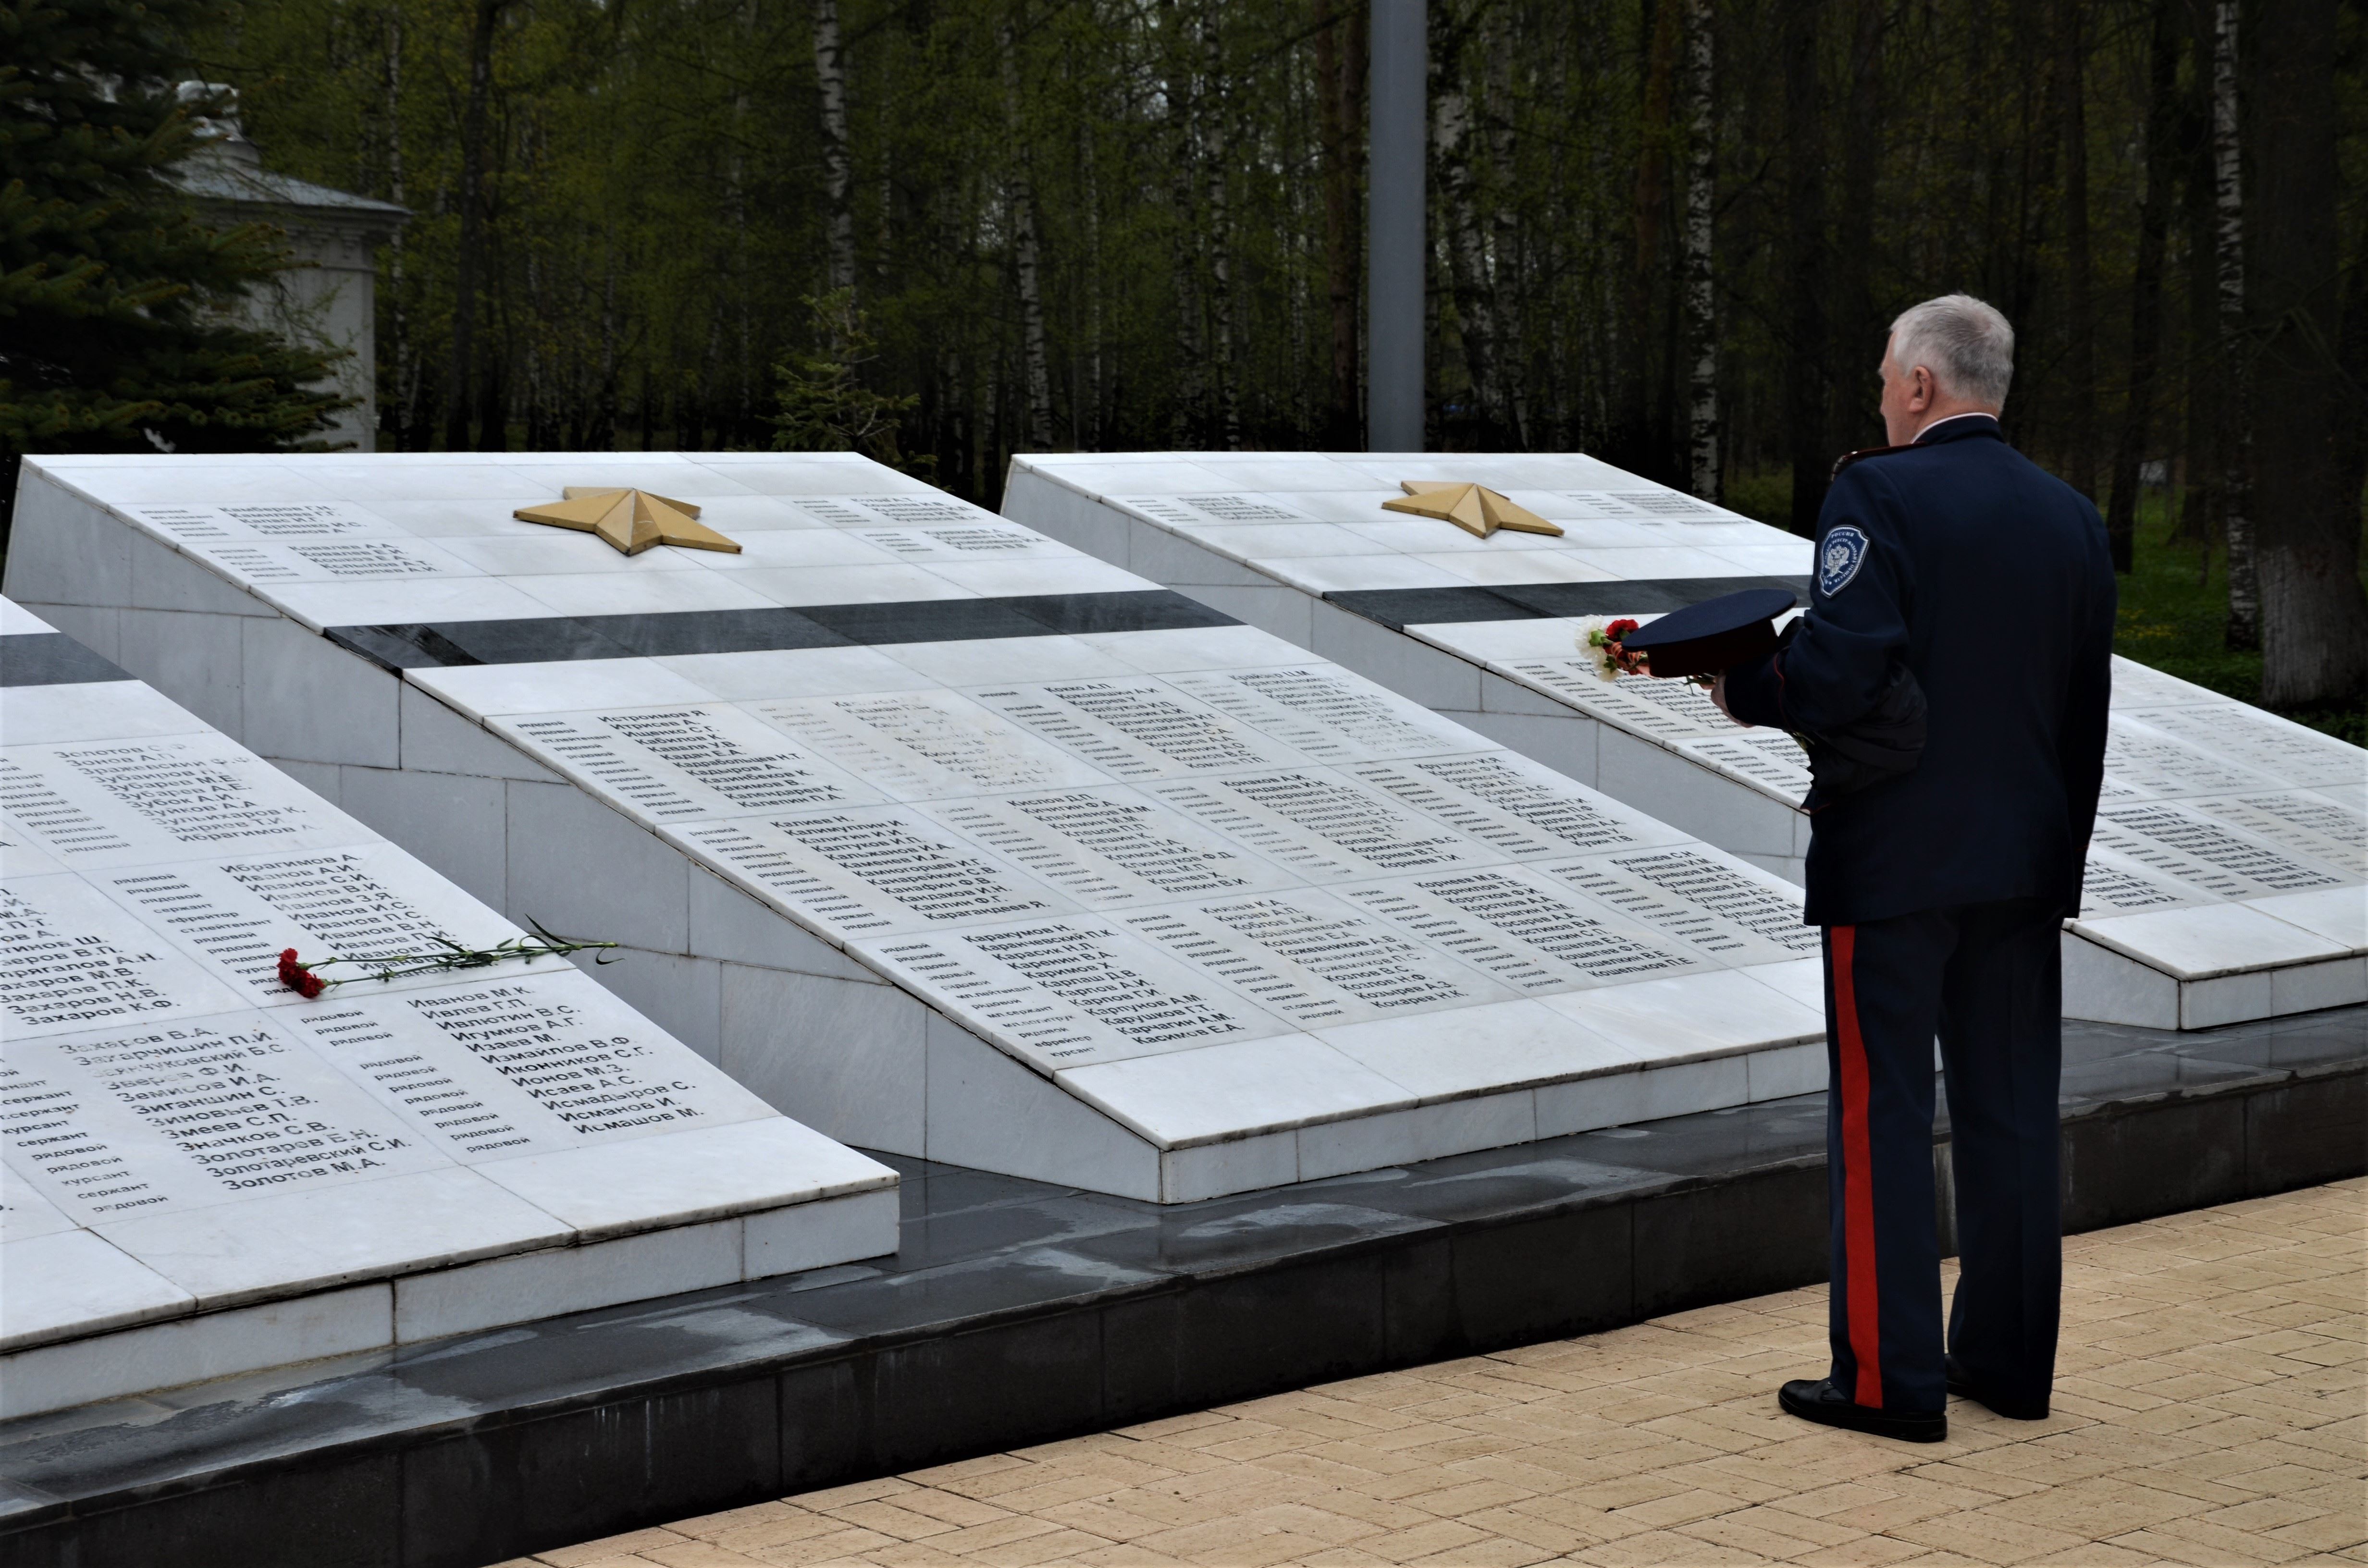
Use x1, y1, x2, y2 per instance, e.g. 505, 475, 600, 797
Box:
1682, 0, 1717, 499
2213, 0, 2259, 650
999, 20, 1055, 452
813, 0, 856, 295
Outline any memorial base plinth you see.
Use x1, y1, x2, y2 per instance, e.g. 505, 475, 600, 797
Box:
1, 1004, 2356, 1568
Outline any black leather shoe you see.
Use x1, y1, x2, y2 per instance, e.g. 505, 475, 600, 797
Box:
1778, 1378, 1946, 1442
1945, 1355, 2050, 1420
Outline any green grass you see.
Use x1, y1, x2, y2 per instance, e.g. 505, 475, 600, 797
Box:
1725, 469, 2367, 746
2118, 492, 2368, 746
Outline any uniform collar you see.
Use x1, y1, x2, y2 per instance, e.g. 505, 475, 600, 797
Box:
1912, 411, 2004, 446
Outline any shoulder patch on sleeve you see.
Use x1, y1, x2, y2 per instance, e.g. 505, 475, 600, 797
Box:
1817, 526, 1870, 597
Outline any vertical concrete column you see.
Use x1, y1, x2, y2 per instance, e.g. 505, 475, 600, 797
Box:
1367, 0, 1427, 453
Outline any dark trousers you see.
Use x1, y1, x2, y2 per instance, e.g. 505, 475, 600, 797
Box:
1821, 897, 2063, 1414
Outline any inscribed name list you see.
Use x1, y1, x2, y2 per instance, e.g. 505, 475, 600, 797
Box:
2, 1011, 452, 1223
1118, 888, 1514, 1028
856, 917, 1283, 1069
493, 703, 886, 825
1, 874, 246, 1035
674, 808, 1066, 941
966, 680, 1304, 780
95, 843, 529, 1004
289, 971, 768, 1159
748, 691, 1106, 801
1, 737, 359, 870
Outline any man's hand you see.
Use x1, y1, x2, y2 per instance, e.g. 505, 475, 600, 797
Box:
1711, 672, 1750, 727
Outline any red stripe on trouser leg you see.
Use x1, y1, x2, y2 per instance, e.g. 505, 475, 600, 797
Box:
1832, 925, 1884, 1409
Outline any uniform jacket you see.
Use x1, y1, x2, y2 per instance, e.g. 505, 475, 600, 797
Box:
1723, 415, 2117, 926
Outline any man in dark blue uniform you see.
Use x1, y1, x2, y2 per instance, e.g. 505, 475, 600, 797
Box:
1715, 294, 2117, 1443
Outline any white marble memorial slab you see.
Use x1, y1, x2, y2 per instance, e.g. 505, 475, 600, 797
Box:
0, 599, 895, 1414
1002, 450, 2367, 1031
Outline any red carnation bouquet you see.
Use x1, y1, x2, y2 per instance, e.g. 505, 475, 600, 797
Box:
276, 921, 618, 998
1578, 617, 1719, 690
1580, 618, 1650, 682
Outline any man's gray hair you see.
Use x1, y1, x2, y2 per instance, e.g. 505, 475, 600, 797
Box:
1889, 294, 2014, 408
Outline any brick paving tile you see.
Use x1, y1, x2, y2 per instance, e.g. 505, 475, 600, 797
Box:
542, 1531, 695, 1565
745, 1525, 903, 1565
1401, 1539, 1555, 1567
1785, 1536, 1933, 1567
1571, 1527, 1776, 1565
2017, 1543, 2174, 1567
542, 1180, 2362, 1567
641, 1543, 770, 1568
2273, 1514, 2368, 1554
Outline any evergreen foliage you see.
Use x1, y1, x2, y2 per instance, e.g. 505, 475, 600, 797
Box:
767, 289, 924, 473
0, 0, 349, 539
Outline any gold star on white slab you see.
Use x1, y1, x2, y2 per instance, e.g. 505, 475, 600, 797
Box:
512, 488, 741, 556
1381, 480, 1564, 539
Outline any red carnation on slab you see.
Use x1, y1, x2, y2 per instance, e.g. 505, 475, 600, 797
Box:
277, 949, 326, 998
270, 922, 620, 997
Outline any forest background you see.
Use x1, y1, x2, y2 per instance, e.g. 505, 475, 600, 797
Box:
7, 0, 2366, 724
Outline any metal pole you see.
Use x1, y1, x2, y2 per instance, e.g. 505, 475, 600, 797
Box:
1368, 0, 1426, 452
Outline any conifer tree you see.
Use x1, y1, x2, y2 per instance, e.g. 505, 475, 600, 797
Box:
0, 0, 348, 548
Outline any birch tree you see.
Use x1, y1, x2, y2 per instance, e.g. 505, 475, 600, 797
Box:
1681, 0, 1716, 500
2212, 0, 2259, 651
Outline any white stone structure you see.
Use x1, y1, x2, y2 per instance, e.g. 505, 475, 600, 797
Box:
11, 452, 1838, 1204
174, 106, 407, 452
1001, 453, 2366, 1031
0, 599, 896, 1419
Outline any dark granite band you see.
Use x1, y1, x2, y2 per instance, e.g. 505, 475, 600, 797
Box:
1325, 575, 1814, 630
326, 588, 1239, 671
0, 632, 131, 687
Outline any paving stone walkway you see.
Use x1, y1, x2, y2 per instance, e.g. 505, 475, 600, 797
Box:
519, 1178, 2365, 1567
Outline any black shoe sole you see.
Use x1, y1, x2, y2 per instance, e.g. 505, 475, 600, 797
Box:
1778, 1384, 1947, 1443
